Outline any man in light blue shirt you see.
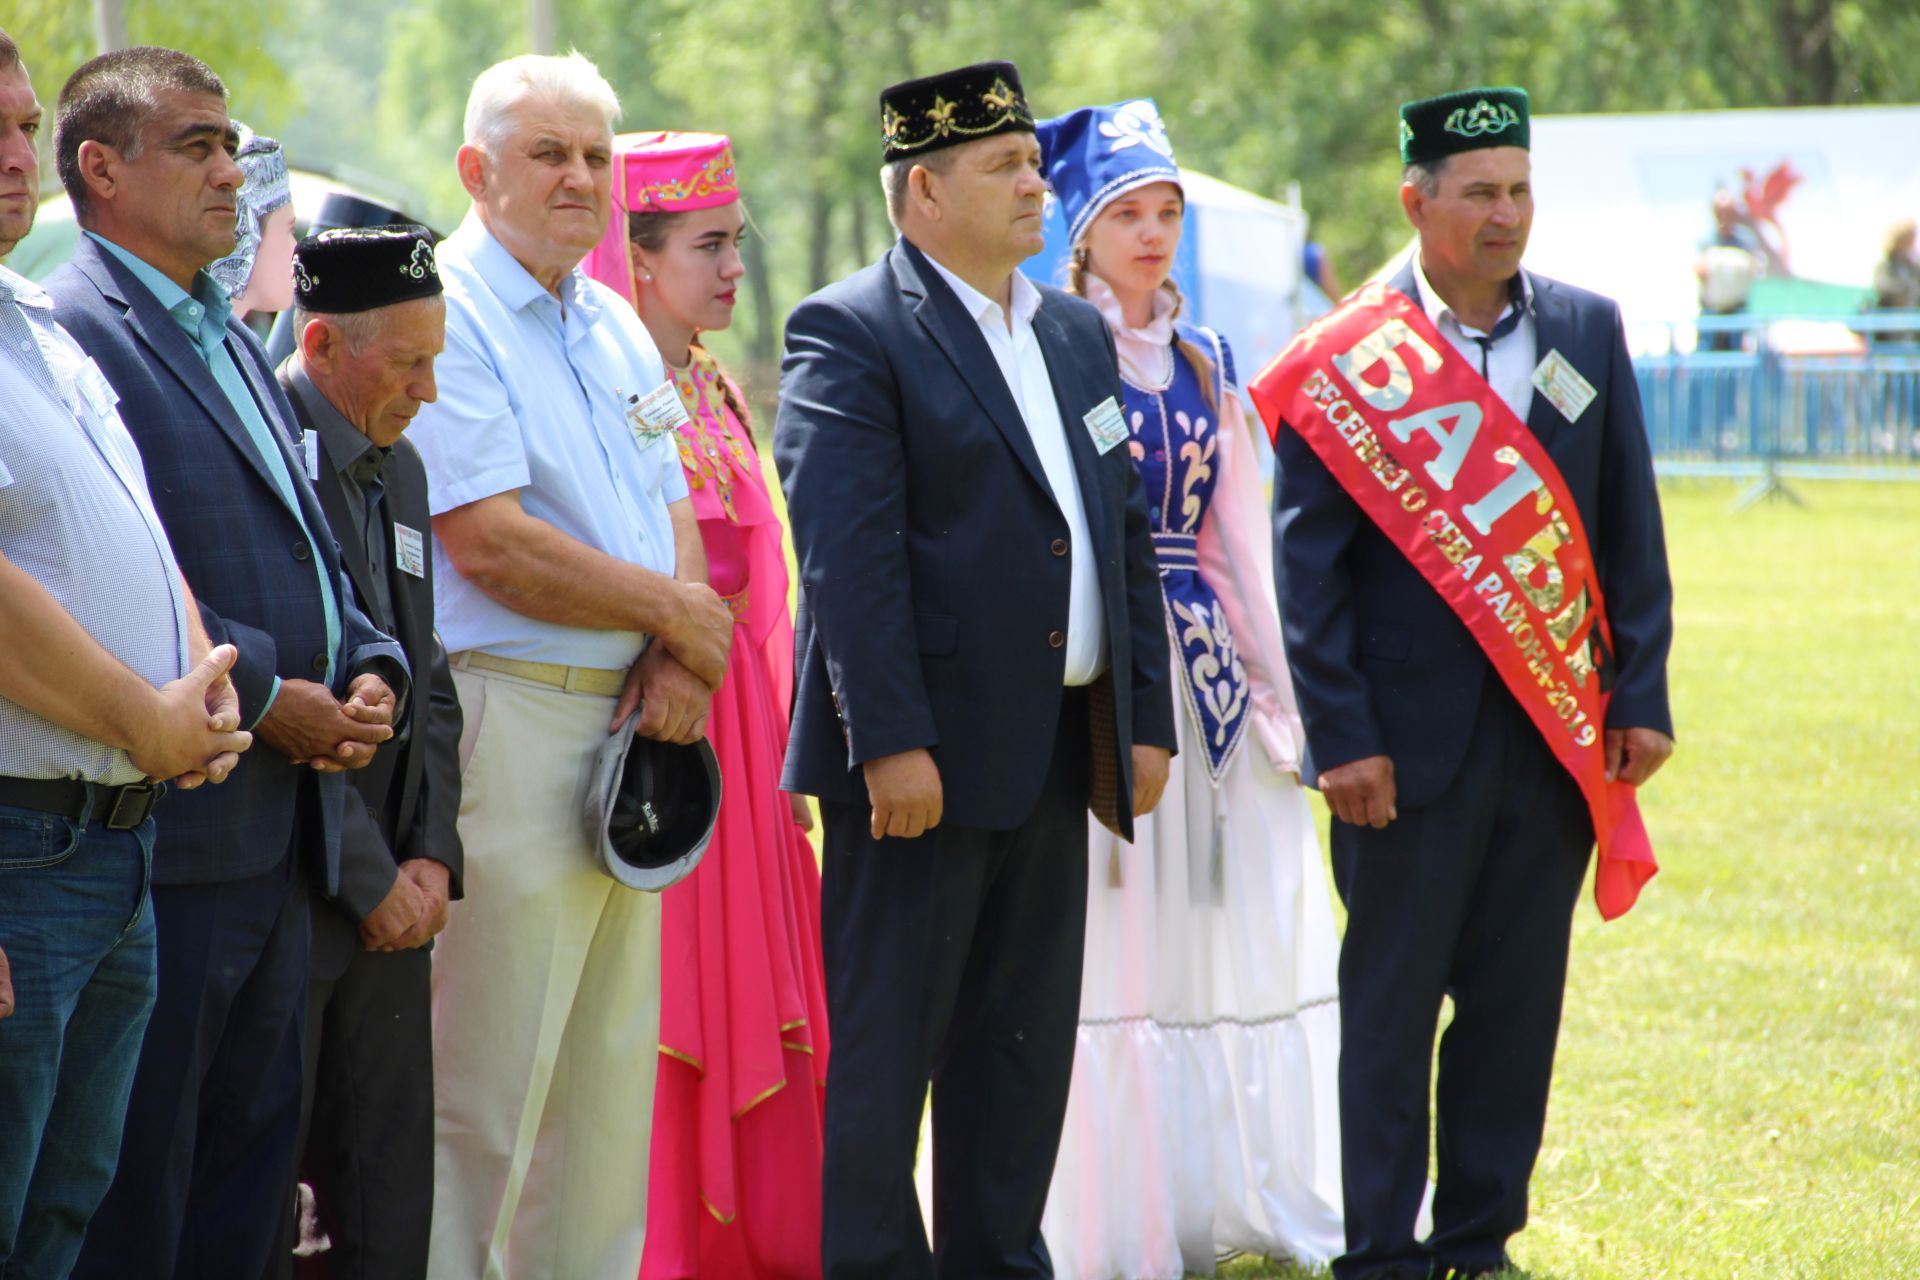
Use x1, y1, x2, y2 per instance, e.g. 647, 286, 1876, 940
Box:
44, 45, 412, 1279
405, 52, 732, 1277
0, 33, 254, 1273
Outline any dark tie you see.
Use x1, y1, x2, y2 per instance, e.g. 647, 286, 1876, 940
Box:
1470, 273, 1529, 378
347, 448, 395, 625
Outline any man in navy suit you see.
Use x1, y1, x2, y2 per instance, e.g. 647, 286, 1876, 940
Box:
775, 60, 1177, 1280
43, 47, 409, 1279
1271, 87, 1674, 1280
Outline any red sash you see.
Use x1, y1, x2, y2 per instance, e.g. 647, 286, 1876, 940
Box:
1251, 284, 1655, 919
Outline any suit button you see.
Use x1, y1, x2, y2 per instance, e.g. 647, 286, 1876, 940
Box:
1048, 630, 1065, 649
1050, 538, 1068, 557
292, 541, 311, 561
311, 653, 328, 674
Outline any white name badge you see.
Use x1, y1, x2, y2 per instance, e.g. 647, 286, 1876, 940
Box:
302, 429, 321, 481
1530, 349, 1598, 424
1083, 395, 1128, 455
77, 357, 119, 419
394, 522, 427, 578
625, 381, 692, 444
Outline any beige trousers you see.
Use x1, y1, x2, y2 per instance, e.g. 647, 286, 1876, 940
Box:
428, 667, 661, 1280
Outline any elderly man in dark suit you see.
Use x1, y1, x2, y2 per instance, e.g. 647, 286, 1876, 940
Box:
774, 60, 1177, 1280
1268, 87, 1675, 1280
273, 226, 463, 1280
44, 47, 408, 1279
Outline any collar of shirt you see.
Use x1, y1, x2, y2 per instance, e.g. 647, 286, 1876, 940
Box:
86, 231, 233, 360
453, 212, 606, 333
1411, 251, 1532, 342
0, 263, 50, 310
922, 250, 1042, 336
286, 361, 385, 490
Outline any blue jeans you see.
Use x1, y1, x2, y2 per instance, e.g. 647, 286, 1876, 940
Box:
0, 795, 157, 1278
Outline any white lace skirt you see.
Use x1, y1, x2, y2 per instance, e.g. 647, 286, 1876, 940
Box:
1043, 701, 1346, 1279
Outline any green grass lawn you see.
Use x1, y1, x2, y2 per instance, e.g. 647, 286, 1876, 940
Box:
1221, 478, 1920, 1279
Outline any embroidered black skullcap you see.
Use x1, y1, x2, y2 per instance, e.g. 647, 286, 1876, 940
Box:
1400, 86, 1530, 166
879, 60, 1034, 165
291, 224, 442, 314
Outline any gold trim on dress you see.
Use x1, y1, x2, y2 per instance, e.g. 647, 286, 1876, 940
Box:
659, 1044, 705, 1074
700, 1191, 737, 1226
733, 1077, 788, 1119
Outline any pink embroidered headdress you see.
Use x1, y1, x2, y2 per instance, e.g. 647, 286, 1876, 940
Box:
583, 131, 739, 307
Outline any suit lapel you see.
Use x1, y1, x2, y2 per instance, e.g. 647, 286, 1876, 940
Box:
1524, 275, 1571, 452
285, 380, 384, 625
892, 241, 1056, 501
1033, 299, 1111, 546
77, 242, 304, 508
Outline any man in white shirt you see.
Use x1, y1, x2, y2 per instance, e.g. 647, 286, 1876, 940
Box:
0, 30, 251, 1274
404, 52, 731, 1279
774, 59, 1175, 1279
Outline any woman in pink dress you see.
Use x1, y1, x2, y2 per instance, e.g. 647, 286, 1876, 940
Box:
583, 131, 828, 1280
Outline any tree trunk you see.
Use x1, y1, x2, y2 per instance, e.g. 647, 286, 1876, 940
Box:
528, 0, 556, 54
93, 0, 129, 53
1775, 0, 1840, 103
744, 233, 777, 367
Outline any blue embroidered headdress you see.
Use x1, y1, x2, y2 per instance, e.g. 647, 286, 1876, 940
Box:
1035, 99, 1182, 249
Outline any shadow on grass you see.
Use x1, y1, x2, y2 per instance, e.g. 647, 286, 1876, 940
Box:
1212, 1258, 1572, 1280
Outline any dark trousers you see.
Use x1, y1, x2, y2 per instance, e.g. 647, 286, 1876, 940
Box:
820, 690, 1090, 1280
1330, 680, 1594, 1280
281, 933, 433, 1280
73, 848, 311, 1280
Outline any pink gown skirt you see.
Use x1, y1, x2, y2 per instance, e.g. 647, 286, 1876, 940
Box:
639, 515, 829, 1280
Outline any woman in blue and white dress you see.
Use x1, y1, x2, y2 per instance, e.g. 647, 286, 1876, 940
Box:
1035, 101, 1345, 1279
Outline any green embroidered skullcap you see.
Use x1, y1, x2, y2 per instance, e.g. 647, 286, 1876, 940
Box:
1399, 86, 1529, 165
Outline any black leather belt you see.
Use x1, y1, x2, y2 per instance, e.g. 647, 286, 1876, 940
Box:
0, 776, 163, 830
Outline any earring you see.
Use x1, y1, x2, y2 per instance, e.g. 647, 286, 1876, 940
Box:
641, 272, 653, 282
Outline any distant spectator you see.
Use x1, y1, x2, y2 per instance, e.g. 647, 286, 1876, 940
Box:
1303, 238, 1342, 298
1694, 188, 1783, 352
1872, 218, 1920, 313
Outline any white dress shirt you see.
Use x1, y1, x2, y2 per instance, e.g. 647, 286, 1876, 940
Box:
407, 212, 689, 669
0, 266, 189, 782
1411, 254, 1537, 422
923, 254, 1107, 684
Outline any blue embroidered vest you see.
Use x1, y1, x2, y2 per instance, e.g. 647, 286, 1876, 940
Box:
1123, 322, 1249, 781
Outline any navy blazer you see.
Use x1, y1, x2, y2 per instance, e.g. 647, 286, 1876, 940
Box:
774, 238, 1177, 839
1272, 263, 1673, 809
47, 236, 409, 891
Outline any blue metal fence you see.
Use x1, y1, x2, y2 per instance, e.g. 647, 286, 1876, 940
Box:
1631, 312, 1920, 483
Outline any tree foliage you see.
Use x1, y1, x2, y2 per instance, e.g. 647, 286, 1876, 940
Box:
9, 0, 1914, 380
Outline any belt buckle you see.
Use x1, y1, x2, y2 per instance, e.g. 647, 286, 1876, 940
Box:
105, 782, 160, 831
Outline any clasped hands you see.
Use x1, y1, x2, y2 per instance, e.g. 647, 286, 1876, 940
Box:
255, 672, 397, 772
359, 857, 453, 952
610, 580, 734, 744
128, 643, 253, 789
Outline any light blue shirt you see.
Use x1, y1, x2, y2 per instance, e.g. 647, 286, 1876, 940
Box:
0, 265, 190, 782
408, 212, 689, 669
87, 232, 340, 713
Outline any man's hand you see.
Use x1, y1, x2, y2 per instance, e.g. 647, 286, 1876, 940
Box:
788, 791, 815, 834
613, 646, 712, 745
863, 748, 943, 840
256, 678, 393, 772
383, 859, 453, 951
1606, 727, 1674, 786
342, 673, 398, 729
128, 645, 255, 787
0, 944, 12, 1020
1320, 754, 1397, 828
658, 581, 733, 691
358, 870, 426, 951
1131, 745, 1172, 819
